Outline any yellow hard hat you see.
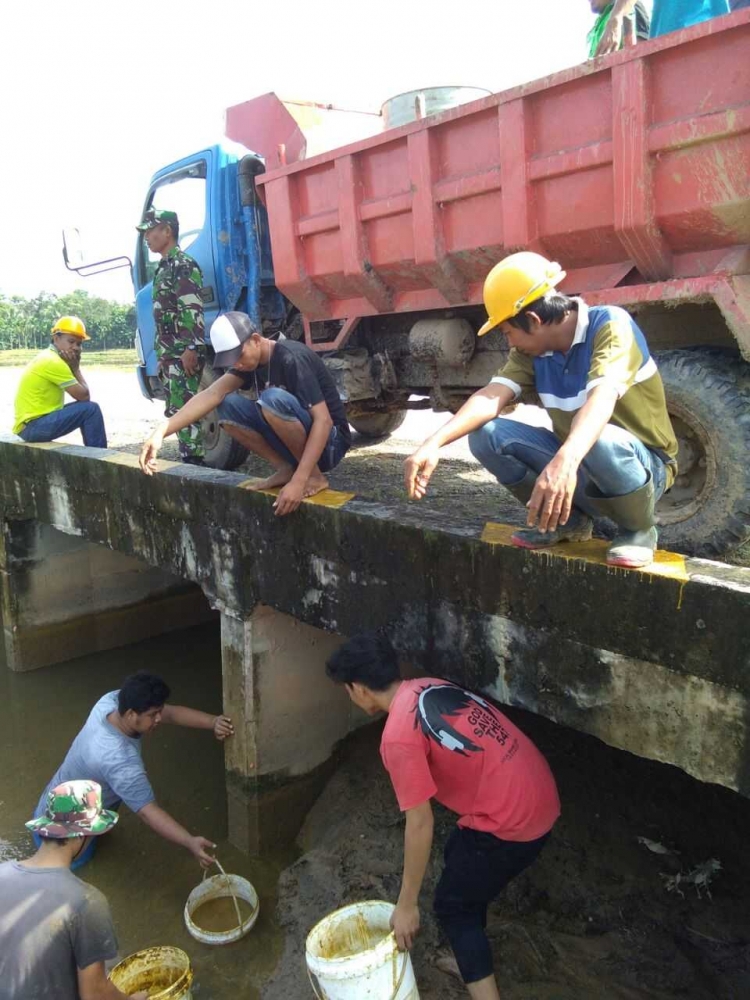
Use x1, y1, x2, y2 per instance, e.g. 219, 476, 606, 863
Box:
51, 315, 89, 341
477, 252, 567, 337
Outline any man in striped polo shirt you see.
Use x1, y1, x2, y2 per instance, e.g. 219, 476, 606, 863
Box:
404, 252, 678, 569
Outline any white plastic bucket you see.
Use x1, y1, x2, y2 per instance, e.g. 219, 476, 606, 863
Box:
108, 946, 193, 999
184, 859, 259, 946
306, 900, 419, 999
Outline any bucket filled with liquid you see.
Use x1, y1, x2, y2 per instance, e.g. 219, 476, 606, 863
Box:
306, 900, 419, 999
184, 859, 259, 946
108, 946, 193, 999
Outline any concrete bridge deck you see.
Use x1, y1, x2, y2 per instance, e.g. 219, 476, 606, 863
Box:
1, 437, 748, 851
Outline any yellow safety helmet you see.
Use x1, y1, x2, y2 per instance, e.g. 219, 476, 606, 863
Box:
477, 252, 567, 337
51, 315, 89, 341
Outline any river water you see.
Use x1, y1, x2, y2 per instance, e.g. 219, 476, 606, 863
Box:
0, 620, 293, 999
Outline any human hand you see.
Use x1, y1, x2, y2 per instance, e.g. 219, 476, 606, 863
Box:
139, 427, 165, 475
595, 13, 624, 56
188, 835, 216, 868
390, 901, 420, 951
131, 992, 149, 999
213, 715, 234, 740
404, 444, 439, 500
526, 454, 579, 533
180, 347, 200, 377
273, 478, 305, 516
57, 344, 82, 370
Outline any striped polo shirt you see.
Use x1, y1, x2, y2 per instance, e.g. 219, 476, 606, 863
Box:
492, 300, 678, 487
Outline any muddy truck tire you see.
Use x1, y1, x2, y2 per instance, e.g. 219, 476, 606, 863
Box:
200, 362, 248, 471
655, 349, 750, 559
347, 409, 407, 439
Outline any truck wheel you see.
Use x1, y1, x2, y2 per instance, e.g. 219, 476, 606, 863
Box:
348, 409, 407, 439
199, 361, 249, 471
655, 350, 750, 559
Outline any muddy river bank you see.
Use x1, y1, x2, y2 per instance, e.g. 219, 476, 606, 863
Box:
267, 717, 750, 999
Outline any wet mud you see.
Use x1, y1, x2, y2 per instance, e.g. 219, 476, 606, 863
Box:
265, 717, 750, 1000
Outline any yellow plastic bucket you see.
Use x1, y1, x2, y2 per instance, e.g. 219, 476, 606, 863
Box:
184, 859, 259, 946
108, 946, 193, 999
306, 900, 419, 999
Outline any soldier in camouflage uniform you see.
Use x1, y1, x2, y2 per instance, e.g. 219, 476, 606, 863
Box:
136, 208, 206, 464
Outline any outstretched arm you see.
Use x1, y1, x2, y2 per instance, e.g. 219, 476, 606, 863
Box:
139, 372, 243, 473
161, 703, 234, 740
138, 801, 216, 866
595, 0, 639, 55
404, 383, 516, 499
391, 800, 434, 951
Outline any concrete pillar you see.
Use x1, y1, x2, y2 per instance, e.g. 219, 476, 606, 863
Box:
221, 605, 356, 855
0, 519, 215, 672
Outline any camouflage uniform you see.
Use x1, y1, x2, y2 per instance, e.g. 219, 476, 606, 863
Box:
137, 209, 206, 460
26, 780, 119, 839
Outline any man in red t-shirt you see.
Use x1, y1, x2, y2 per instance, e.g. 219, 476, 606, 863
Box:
327, 633, 560, 1000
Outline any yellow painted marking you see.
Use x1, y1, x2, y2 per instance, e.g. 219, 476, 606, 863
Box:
481, 521, 689, 583
236, 479, 355, 509
100, 452, 143, 467
22, 441, 66, 449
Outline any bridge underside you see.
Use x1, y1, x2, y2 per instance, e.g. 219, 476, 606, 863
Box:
1, 438, 749, 852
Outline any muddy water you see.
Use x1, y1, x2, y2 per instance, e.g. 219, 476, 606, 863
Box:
0, 620, 293, 999
192, 896, 257, 934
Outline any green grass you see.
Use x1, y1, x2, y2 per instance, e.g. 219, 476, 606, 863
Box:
0, 348, 137, 369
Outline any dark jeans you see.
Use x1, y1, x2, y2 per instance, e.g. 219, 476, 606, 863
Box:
217, 387, 348, 473
433, 826, 550, 984
19, 402, 107, 449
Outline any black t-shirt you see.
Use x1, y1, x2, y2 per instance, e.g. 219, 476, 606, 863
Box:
232, 339, 351, 447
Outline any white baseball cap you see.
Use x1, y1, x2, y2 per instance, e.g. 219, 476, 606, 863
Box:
210, 312, 257, 370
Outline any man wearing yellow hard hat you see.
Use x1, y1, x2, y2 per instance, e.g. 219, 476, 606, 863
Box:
405, 252, 678, 568
12, 316, 108, 448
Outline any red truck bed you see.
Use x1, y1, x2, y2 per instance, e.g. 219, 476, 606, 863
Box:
254, 13, 750, 350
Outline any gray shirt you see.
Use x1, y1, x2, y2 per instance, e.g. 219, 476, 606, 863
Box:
37, 691, 155, 816
0, 861, 118, 1000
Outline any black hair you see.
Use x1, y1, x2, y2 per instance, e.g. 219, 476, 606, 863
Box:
118, 672, 171, 715
168, 220, 180, 242
507, 293, 577, 333
326, 632, 400, 691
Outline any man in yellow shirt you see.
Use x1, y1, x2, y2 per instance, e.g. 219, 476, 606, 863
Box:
13, 316, 107, 448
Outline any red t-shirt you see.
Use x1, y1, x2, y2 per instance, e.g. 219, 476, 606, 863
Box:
380, 679, 560, 842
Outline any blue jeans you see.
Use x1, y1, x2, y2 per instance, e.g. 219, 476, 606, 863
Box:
19, 402, 107, 448
217, 387, 348, 473
468, 418, 667, 515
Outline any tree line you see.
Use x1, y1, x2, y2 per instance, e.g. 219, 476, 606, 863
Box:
0, 290, 136, 351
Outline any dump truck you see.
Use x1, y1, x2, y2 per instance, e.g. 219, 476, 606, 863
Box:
65, 11, 750, 559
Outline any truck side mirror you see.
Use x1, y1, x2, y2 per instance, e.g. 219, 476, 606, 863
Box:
61, 227, 132, 277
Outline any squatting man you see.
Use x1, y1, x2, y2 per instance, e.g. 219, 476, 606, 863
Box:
140, 311, 351, 515
405, 252, 679, 569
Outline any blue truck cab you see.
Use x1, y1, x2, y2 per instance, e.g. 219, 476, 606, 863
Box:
132, 143, 286, 465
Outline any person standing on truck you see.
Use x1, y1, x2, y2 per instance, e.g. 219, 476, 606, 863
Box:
138, 311, 351, 516
12, 315, 107, 447
595, 0, 729, 52
404, 252, 679, 569
136, 208, 207, 466
32, 671, 234, 870
326, 632, 560, 1000
0, 780, 148, 1000
587, 0, 650, 57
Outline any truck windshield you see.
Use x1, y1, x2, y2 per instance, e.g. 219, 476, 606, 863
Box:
138, 162, 207, 286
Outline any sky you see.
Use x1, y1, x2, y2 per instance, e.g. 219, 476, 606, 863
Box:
1, 0, 596, 305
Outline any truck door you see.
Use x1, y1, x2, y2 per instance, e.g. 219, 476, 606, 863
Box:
133, 151, 219, 382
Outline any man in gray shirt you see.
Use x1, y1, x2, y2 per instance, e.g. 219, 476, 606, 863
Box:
34, 672, 234, 869
0, 780, 148, 1000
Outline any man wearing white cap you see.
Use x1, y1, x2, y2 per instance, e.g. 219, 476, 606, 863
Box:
139, 312, 351, 515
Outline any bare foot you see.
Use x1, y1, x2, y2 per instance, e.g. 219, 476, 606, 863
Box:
249, 466, 294, 491
304, 474, 329, 498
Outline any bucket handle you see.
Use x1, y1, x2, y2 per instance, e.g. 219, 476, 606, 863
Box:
306, 938, 409, 1000
203, 857, 245, 932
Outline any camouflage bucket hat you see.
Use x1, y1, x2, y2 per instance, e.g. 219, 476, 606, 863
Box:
136, 208, 179, 232
26, 780, 119, 839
